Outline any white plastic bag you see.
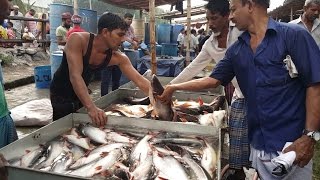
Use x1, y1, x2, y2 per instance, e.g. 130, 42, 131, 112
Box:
10, 98, 53, 126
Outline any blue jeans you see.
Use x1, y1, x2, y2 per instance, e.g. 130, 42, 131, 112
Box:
100, 65, 121, 96
0, 113, 18, 148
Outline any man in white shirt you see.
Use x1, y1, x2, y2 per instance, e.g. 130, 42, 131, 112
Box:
170, 0, 248, 178
9, 5, 23, 39
177, 28, 185, 55
182, 29, 199, 57
290, 0, 320, 46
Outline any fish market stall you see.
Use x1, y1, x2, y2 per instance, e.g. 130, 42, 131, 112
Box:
0, 113, 223, 180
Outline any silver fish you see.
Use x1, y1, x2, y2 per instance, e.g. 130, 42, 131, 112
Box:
79, 124, 109, 144
68, 144, 85, 162
51, 152, 73, 174
183, 153, 209, 180
70, 143, 126, 169
130, 135, 153, 166
106, 131, 137, 144
63, 135, 92, 150
201, 140, 217, 178
111, 104, 153, 118
153, 152, 189, 180
85, 149, 122, 177
151, 137, 204, 148
130, 154, 153, 180
36, 141, 65, 169
20, 146, 46, 168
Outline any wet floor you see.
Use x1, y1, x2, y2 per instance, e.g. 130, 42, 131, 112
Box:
5, 81, 103, 137
5, 81, 102, 109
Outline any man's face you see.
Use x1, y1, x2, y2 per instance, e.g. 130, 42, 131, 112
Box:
103, 28, 127, 50
124, 17, 133, 26
206, 10, 229, 33
229, 0, 251, 31
63, 18, 72, 27
30, 10, 35, 16
304, 3, 320, 22
0, 0, 11, 24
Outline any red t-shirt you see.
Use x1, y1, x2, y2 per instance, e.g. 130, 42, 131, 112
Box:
66, 26, 86, 39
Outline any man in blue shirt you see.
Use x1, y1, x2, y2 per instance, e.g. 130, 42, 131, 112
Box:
159, 0, 320, 179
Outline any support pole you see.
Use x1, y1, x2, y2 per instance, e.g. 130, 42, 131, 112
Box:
74, 0, 78, 15
89, 0, 92, 10
186, 0, 191, 66
149, 0, 157, 75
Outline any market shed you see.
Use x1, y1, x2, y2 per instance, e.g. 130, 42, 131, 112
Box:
269, 0, 305, 22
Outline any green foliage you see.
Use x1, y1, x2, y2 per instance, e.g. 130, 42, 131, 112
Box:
0, 53, 14, 66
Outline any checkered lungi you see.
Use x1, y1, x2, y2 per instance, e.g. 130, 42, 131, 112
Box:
229, 98, 250, 169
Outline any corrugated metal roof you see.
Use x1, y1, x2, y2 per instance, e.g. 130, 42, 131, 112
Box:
98, 0, 180, 10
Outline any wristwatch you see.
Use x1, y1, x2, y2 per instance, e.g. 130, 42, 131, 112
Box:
303, 129, 320, 141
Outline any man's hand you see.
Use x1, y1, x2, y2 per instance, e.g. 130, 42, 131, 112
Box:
87, 105, 108, 127
157, 85, 176, 104
0, 154, 8, 180
283, 135, 315, 167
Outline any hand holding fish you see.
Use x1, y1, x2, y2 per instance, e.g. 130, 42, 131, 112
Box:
283, 135, 315, 167
157, 85, 176, 104
87, 105, 108, 127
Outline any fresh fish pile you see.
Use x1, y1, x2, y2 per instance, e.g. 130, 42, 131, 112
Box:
106, 95, 227, 127
8, 123, 218, 180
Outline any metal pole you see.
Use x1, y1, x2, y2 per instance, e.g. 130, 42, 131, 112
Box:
89, 0, 92, 10
74, 0, 79, 15
149, 0, 157, 75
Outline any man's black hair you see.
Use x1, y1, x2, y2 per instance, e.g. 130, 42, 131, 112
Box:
124, 13, 133, 19
7, 21, 13, 27
191, 29, 196, 34
240, 0, 270, 9
98, 12, 129, 33
205, 0, 230, 16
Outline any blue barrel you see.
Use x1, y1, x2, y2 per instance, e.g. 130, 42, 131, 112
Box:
49, 3, 73, 52
34, 65, 51, 89
157, 24, 171, 44
147, 45, 162, 56
161, 43, 178, 56
79, 8, 97, 33
171, 24, 184, 43
50, 51, 63, 78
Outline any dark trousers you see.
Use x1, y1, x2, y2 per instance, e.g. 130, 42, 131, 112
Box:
100, 65, 122, 96
50, 94, 82, 121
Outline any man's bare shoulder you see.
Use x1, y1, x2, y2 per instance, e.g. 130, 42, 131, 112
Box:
68, 32, 90, 41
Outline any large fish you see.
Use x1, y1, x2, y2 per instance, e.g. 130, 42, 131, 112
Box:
149, 74, 175, 121
78, 123, 109, 144
36, 141, 66, 169
20, 145, 46, 168
201, 139, 217, 178
153, 151, 189, 180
